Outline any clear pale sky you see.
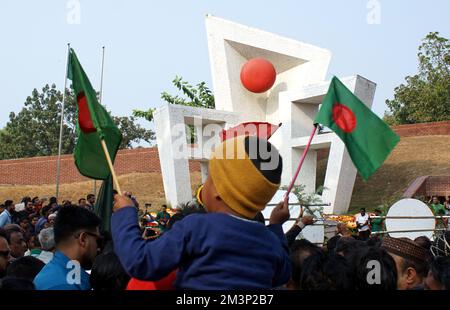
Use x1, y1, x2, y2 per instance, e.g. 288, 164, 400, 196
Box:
1, 0, 449, 146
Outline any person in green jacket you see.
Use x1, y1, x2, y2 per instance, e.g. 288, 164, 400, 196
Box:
429, 196, 447, 230
156, 205, 171, 233
430, 196, 445, 215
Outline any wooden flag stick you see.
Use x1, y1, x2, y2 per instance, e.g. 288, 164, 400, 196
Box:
284, 125, 318, 203
100, 139, 122, 194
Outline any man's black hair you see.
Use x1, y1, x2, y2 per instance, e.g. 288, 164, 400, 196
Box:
366, 235, 382, 247
78, 198, 86, 204
323, 253, 354, 290
299, 251, 353, 290
6, 256, 45, 281
21, 197, 31, 204
4, 225, 22, 244
0, 277, 35, 290
87, 194, 95, 200
290, 239, 323, 288
40, 205, 52, 217
429, 256, 450, 290
49, 197, 57, 204
19, 217, 30, 224
53, 206, 101, 245
90, 252, 130, 290
244, 136, 282, 184
4, 200, 13, 208
335, 237, 366, 257
348, 246, 397, 290
414, 236, 432, 251
326, 235, 341, 253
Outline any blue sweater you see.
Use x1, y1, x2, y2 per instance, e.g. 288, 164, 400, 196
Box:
34, 251, 91, 290
111, 207, 291, 289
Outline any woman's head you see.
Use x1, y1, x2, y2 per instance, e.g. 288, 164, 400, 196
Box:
90, 252, 130, 290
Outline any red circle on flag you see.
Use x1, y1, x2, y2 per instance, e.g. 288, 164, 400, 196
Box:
332, 103, 357, 133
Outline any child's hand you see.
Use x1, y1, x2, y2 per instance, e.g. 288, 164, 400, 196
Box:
113, 192, 135, 212
269, 200, 290, 225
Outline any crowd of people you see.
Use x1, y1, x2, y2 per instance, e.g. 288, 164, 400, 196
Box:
0, 136, 449, 290
0, 195, 98, 288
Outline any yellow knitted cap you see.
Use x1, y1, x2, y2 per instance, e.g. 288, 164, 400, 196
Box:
208, 136, 280, 219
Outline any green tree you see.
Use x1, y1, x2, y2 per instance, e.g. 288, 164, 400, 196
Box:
113, 115, 154, 149
0, 84, 154, 160
133, 76, 215, 143
384, 32, 450, 124
133, 76, 215, 122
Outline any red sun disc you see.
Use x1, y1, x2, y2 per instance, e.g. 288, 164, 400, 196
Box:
77, 92, 96, 133
332, 103, 357, 133
240, 58, 276, 93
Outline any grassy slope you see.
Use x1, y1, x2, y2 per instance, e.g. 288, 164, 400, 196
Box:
318, 135, 450, 213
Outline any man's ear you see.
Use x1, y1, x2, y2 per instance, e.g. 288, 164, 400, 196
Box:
405, 267, 418, 285
78, 232, 88, 248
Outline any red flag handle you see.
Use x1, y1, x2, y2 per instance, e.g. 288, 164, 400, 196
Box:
284, 125, 318, 203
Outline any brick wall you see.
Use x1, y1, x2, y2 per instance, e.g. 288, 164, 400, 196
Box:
426, 176, 450, 197
403, 176, 450, 198
0, 120, 448, 186
0, 147, 200, 186
392, 120, 450, 137
315, 121, 450, 160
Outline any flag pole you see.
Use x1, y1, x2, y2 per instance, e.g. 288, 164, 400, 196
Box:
100, 139, 122, 194
284, 125, 318, 203
94, 46, 106, 195
56, 43, 71, 199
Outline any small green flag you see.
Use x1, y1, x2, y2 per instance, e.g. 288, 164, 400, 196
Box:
314, 76, 400, 180
68, 48, 122, 180
94, 174, 113, 233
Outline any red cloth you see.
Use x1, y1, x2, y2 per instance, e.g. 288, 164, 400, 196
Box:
220, 122, 281, 141
126, 270, 177, 290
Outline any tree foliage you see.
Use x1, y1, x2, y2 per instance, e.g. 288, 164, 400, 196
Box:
133, 76, 215, 122
0, 84, 154, 160
384, 32, 450, 124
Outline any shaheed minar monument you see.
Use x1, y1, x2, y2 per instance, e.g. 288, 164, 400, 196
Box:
154, 15, 377, 215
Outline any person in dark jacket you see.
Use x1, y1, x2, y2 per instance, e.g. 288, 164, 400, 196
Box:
112, 136, 291, 289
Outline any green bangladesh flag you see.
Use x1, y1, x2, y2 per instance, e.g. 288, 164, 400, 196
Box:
94, 174, 113, 233
68, 48, 122, 180
314, 76, 400, 180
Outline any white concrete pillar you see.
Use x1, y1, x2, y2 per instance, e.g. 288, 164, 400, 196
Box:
154, 104, 192, 207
